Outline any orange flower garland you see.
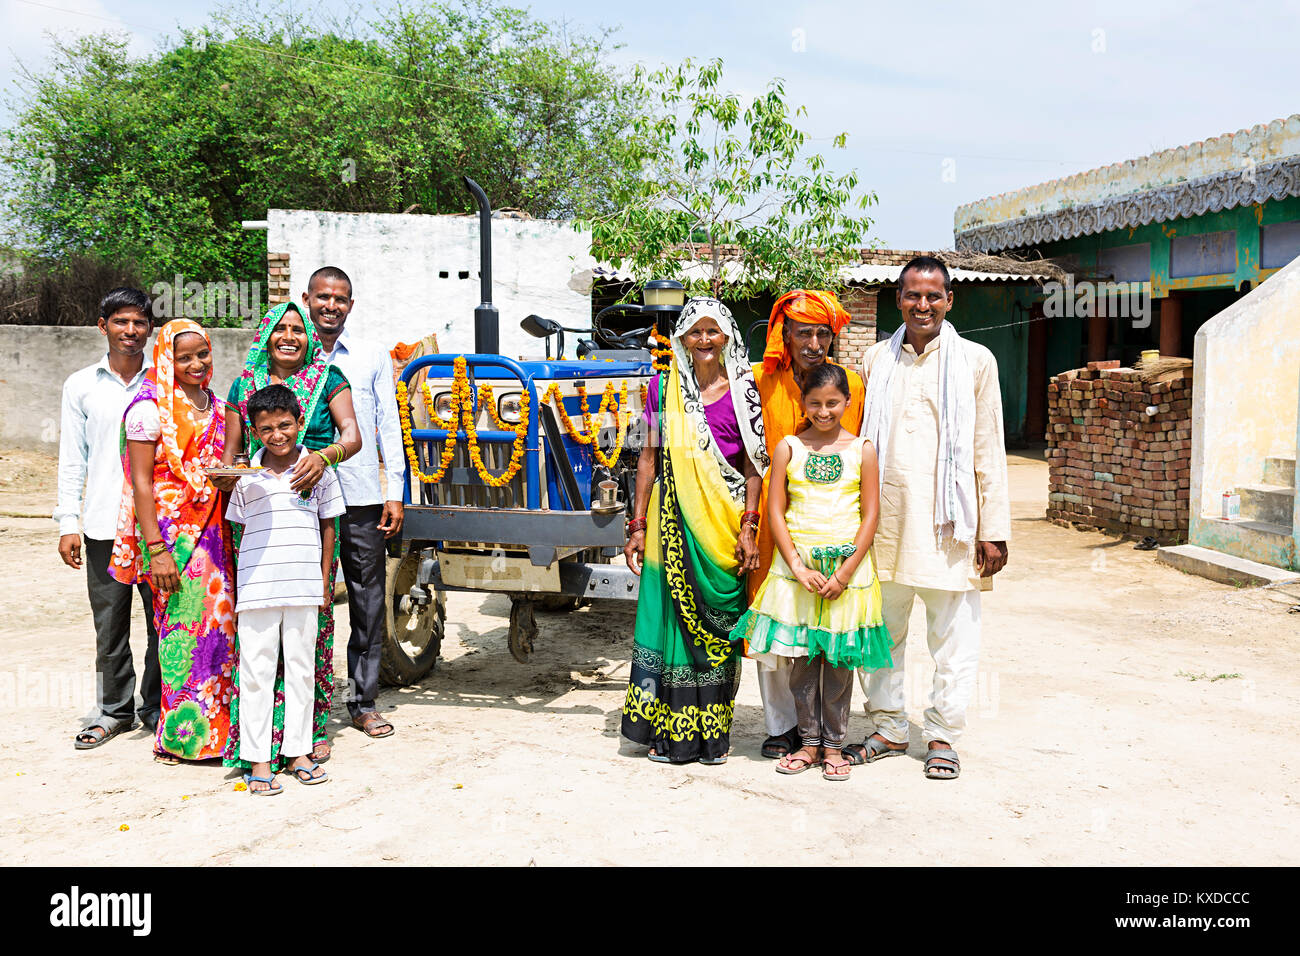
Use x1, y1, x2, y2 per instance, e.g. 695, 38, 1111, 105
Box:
649, 331, 673, 372
399, 361, 646, 486
397, 379, 457, 484
459, 362, 530, 488
399, 357, 529, 487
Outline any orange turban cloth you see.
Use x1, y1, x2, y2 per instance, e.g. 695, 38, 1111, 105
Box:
762, 290, 851, 374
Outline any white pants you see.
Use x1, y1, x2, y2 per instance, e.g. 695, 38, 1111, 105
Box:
858, 583, 981, 746
237, 605, 318, 763
758, 657, 799, 737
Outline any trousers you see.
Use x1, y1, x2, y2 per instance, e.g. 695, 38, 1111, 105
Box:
789, 655, 855, 749
858, 583, 982, 746
757, 658, 798, 736
85, 537, 160, 726
236, 605, 318, 762
339, 505, 386, 717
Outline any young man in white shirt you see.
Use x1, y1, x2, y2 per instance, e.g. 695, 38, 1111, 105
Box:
302, 266, 405, 744
55, 288, 160, 749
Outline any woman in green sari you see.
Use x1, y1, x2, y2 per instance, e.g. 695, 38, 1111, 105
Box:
217, 302, 362, 768
621, 298, 768, 764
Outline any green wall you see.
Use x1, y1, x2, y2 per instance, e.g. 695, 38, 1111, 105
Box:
875, 283, 1037, 442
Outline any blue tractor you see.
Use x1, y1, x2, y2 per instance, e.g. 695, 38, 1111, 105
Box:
378, 178, 681, 683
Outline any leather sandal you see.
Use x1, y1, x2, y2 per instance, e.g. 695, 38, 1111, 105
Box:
843, 733, 908, 766
924, 747, 960, 780
74, 718, 133, 751
761, 726, 801, 759
351, 712, 395, 738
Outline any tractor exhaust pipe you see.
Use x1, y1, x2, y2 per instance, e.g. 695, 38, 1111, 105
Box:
464, 176, 499, 354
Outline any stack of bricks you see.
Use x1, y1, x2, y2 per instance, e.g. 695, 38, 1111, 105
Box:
266, 252, 291, 307
832, 286, 878, 369
1046, 359, 1192, 541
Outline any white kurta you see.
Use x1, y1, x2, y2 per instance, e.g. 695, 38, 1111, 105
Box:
862, 334, 1011, 591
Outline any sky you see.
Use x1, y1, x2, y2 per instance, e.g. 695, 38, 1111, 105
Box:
3, 0, 1299, 249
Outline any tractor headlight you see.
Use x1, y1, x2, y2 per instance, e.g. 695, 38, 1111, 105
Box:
497, 392, 522, 424
432, 391, 455, 422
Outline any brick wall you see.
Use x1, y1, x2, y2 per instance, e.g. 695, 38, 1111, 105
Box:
1046, 360, 1192, 541
267, 251, 291, 306
833, 286, 878, 370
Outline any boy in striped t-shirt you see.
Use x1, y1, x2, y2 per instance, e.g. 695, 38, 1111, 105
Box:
227, 385, 346, 795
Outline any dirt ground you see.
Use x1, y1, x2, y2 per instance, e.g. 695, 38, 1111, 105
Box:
2, 446, 1298, 866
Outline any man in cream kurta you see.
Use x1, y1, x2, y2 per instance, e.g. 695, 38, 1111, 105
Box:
851, 257, 1011, 779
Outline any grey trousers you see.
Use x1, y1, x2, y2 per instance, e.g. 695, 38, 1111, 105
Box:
339, 505, 386, 717
85, 537, 160, 726
789, 655, 854, 749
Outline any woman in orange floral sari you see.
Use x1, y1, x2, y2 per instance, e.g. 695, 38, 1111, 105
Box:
111, 320, 235, 764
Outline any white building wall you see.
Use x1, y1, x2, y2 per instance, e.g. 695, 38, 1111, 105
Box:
266, 210, 594, 360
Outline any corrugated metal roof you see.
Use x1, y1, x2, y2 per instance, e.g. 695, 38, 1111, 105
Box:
843, 264, 1051, 284
572, 262, 1048, 293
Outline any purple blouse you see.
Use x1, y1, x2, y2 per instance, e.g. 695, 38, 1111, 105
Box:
643, 375, 746, 471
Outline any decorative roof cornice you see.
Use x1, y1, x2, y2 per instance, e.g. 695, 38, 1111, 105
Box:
955, 156, 1300, 253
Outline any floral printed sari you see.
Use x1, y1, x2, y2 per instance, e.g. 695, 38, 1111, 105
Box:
223, 303, 349, 769
111, 320, 235, 760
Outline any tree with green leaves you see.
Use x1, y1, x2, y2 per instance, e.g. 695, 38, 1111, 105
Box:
580, 57, 875, 301
0, 0, 643, 303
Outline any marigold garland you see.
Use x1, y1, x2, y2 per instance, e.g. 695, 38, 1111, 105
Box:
649, 331, 673, 372
541, 381, 632, 467
399, 356, 529, 487
397, 379, 457, 484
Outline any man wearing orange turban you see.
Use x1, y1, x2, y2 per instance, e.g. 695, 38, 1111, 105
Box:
749, 289, 866, 758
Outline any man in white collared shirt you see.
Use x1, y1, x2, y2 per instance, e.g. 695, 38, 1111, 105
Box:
55, 288, 161, 749
302, 266, 405, 742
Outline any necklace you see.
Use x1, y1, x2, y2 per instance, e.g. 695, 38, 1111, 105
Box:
186, 388, 211, 412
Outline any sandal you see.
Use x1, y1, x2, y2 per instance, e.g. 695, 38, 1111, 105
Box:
843, 733, 908, 766
775, 748, 819, 775
647, 749, 672, 764
351, 712, 394, 738
289, 761, 329, 786
311, 741, 331, 764
924, 747, 960, 780
822, 755, 851, 782
243, 773, 284, 796
761, 727, 801, 760
153, 753, 181, 766
74, 719, 132, 751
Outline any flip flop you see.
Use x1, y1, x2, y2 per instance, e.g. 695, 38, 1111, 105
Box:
311, 742, 331, 765
699, 754, 728, 766
822, 757, 851, 782
74, 718, 133, 751
775, 751, 818, 775
647, 749, 672, 764
289, 762, 329, 786
243, 773, 284, 796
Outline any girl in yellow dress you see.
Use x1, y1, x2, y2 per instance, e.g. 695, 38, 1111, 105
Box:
732, 363, 892, 780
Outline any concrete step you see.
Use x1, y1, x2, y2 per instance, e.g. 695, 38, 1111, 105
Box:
1263, 456, 1296, 488
1237, 483, 1294, 525
1158, 543, 1300, 587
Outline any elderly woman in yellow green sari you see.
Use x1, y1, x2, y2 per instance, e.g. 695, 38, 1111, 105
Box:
621, 297, 768, 764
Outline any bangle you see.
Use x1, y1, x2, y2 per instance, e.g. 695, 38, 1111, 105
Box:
147, 541, 169, 557
315, 450, 332, 467
626, 517, 647, 534
332, 442, 346, 463
741, 510, 760, 527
